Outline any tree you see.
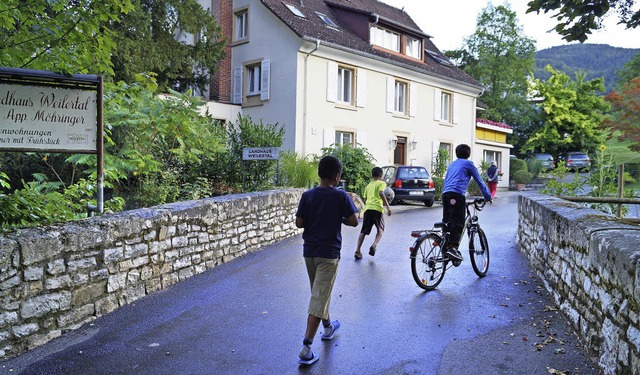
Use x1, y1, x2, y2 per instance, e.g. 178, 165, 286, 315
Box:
604, 78, 640, 151
0, 0, 133, 75
614, 53, 640, 89
446, 3, 537, 153
525, 66, 610, 156
110, 0, 225, 94
527, 0, 640, 43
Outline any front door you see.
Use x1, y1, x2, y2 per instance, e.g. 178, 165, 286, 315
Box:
394, 136, 407, 165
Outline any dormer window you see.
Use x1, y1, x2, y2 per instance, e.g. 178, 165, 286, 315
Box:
316, 12, 338, 28
370, 25, 400, 52
426, 50, 452, 66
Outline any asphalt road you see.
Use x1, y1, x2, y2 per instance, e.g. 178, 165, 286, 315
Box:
1, 191, 602, 375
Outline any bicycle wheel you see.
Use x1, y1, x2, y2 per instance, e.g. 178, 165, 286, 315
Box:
411, 233, 446, 290
469, 227, 490, 277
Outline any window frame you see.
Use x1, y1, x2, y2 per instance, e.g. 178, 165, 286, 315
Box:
370, 25, 400, 53
483, 150, 502, 169
337, 66, 354, 105
394, 79, 408, 114
405, 36, 422, 59
335, 130, 355, 147
440, 91, 452, 123
233, 7, 249, 43
246, 64, 261, 96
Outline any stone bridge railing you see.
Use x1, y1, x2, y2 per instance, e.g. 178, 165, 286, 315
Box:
518, 193, 640, 374
0, 189, 304, 360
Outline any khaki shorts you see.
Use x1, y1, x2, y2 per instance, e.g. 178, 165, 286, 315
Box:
305, 257, 339, 320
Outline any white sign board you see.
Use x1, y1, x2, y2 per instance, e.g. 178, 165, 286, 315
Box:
0, 83, 98, 152
242, 147, 279, 160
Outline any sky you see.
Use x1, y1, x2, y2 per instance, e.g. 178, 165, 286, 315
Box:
379, 0, 640, 52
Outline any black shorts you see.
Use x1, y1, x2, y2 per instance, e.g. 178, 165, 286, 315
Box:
360, 210, 384, 235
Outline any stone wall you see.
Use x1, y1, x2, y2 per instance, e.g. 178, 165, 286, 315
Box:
518, 193, 640, 374
0, 189, 303, 360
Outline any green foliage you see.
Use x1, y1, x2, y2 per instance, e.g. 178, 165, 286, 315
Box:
525, 66, 609, 156
535, 45, 639, 94
433, 177, 444, 202
221, 114, 285, 192
615, 53, 640, 90
279, 151, 318, 188
540, 161, 585, 196
509, 158, 528, 178
467, 179, 482, 197
0, 0, 134, 75
102, 74, 226, 207
512, 170, 532, 184
604, 78, 640, 152
448, 4, 536, 132
110, 0, 224, 93
320, 144, 375, 196
431, 148, 449, 178
526, 0, 640, 43
0, 178, 124, 232
527, 159, 543, 178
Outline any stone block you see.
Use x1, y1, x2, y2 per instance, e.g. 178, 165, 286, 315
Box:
107, 274, 126, 293
47, 259, 66, 275
67, 258, 97, 272
20, 292, 71, 319
95, 295, 119, 316
24, 266, 44, 281
27, 329, 61, 350
45, 275, 72, 290
13, 323, 39, 338
0, 311, 18, 328
57, 303, 94, 328
124, 243, 148, 259
72, 282, 106, 307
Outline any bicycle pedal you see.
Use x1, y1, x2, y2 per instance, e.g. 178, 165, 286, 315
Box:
452, 260, 462, 267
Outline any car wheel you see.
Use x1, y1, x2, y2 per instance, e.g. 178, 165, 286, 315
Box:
424, 199, 434, 207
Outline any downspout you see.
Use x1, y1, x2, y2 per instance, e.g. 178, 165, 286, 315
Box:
372, 13, 380, 26
302, 39, 320, 156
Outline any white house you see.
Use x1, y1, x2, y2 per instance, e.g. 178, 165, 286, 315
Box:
204, 0, 512, 189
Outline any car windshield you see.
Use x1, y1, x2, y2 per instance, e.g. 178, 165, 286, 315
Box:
398, 167, 429, 179
568, 153, 588, 160
536, 154, 553, 160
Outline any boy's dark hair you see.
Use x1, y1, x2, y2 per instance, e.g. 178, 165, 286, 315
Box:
372, 167, 383, 178
455, 144, 471, 159
318, 156, 343, 180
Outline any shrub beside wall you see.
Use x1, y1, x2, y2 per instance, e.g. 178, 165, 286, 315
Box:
518, 193, 640, 374
0, 189, 303, 360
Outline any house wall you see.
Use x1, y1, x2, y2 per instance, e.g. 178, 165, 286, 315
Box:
231, 0, 301, 151
296, 44, 481, 169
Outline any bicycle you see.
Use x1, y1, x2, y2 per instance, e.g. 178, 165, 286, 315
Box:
409, 198, 489, 290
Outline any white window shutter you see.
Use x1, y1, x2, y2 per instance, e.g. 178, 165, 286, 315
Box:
409, 82, 417, 117
357, 132, 367, 147
326, 61, 338, 102
323, 128, 335, 147
233, 66, 243, 104
260, 59, 271, 101
453, 93, 461, 124
356, 69, 367, 107
386, 77, 395, 113
433, 88, 442, 120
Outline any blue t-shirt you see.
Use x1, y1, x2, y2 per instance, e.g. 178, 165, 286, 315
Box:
296, 186, 358, 259
443, 158, 492, 200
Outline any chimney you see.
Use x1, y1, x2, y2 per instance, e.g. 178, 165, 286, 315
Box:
210, 0, 233, 103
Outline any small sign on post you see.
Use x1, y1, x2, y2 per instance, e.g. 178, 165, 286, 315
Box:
242, 147, 279, 160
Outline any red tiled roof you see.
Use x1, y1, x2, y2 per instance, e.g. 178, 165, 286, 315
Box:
260, 0, 483, 89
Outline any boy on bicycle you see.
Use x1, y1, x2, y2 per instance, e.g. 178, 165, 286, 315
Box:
295, 156, 359, 365
442, 144, 492, 265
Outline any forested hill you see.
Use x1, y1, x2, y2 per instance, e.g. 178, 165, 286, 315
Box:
534, 44, 640, 94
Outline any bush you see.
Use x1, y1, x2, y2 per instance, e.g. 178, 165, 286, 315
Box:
321, 144, 375, 196
279, 151, 318, 188
433, 177, 444, 201
527, 159, 543, 178
513, 170, 532, 184
510, 158, 528, 178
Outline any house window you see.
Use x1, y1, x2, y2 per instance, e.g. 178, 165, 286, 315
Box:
370, 25, 400, 52
394, 80, 408, 114
439, 143, 452, 165
234, 9, 248, 41
337, 66, 354, 104
335, 131, 354, 146
406, 36, 422, 59
247, 64, 261, 96
285, 3, 305, 18
483, 150, 502, 169
440, 92, 452, 122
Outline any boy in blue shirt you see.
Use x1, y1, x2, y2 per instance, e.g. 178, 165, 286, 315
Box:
442, 144, 492, 265
295, 155, 359, 365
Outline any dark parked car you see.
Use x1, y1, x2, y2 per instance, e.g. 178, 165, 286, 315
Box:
381, 165, 436, 207
528, 153, 555, 172
559, 152, 591, 172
